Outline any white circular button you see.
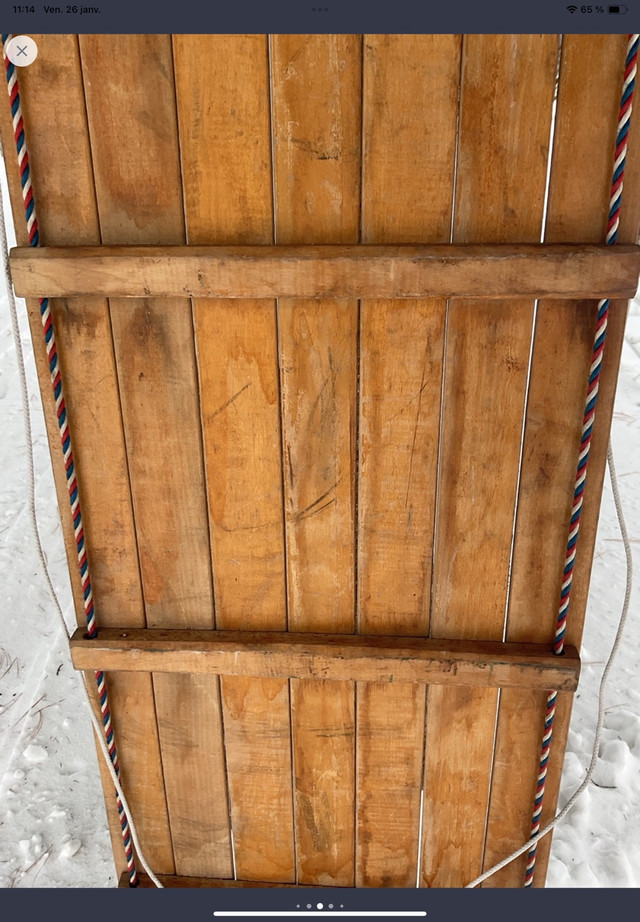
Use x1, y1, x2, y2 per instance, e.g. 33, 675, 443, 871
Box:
5, 36, 38, 67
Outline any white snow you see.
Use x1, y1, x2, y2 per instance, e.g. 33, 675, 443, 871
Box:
0, 158, 639, 889
59, 837, 82, 860
23, 745, 49, 764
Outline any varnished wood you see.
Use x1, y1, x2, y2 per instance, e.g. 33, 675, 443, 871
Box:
69, 628, 581, 690
10, 243, 640, 300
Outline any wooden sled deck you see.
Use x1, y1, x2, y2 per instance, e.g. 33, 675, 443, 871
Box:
2, 34, 640, 889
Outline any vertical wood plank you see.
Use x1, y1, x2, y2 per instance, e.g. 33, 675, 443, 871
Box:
173, 34, 295, 883
357, 682, 426, 887
484, 34, 639, 887
270, 34, 361, 886
0, 34, 174, 874
79, 34, 231, 878
358, 34, 461, 887
422, 34, 558, 888
278, 299, 357, 631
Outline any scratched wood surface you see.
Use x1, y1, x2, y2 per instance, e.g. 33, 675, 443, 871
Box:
422, 34, 558, 888
484, 34, 640, 887
4, 33, 640, 890
271, 34, 360, 887
69, 629, 582, 692
78, 35, 233, 879
357, 34, 461, 887
0, 34, 175, 874
12, 243, 640, 301
174, 34, 295, 883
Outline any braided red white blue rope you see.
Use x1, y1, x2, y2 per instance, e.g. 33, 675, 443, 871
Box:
1, 33, 139, 887
524, 32, 639, 888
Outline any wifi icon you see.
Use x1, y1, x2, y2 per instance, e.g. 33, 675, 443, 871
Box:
567, 4, 578, 10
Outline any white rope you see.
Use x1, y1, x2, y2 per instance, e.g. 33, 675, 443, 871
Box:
79, 675, 164, 888
0, 150, 163, 889
466, 439, 634, 888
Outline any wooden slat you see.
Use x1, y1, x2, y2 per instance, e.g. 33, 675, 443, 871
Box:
271, 34, 360, 887
11, 243, 640, 300
0, 34, 174, 876
69, 628, 581, 690
357, 34, 461, 887
278, 300, 357, 628
422, 34, 558, 888
78, 34, 232, 879
119, 872, 322, 888
173, 34, 294, 883
483, 34, 640, 887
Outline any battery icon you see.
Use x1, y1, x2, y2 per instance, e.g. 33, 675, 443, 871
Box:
608, 4, 628, 11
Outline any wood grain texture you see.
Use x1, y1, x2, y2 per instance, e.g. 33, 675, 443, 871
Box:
107, 302, 213, 628
278, 298, 357, 629
484, 34, 640, 887
361, 35, 461, 246
423, 34, 558, 889
358, 300, 444, 637
290, 679, 355, 885
173, 34, 294, 883
152, 673, 230, 877
271, 35, 361, 245
70, 628, 581, 691
0, 34, 172, 875
0, 45, 144, 630
271, 34, 360, 886
12, 244, 640, 300
357, 682, 426, 887
119, 872, 326, 888
79, 34, 231, 879
193, 303, 285, 624
174, 35, 273, 244
220, 675, 294, 882
357, 34, 461, 887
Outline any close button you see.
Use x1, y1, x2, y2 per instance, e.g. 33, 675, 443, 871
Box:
5, 36, 38, 67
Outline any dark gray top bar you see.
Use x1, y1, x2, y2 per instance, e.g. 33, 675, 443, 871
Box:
3, 0, 640, 34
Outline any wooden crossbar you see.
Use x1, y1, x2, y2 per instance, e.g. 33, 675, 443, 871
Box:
10, 243, 640, 300
69, 628, 580, 691
118, 872, 319, 888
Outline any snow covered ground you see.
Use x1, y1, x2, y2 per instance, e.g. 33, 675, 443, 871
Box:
0, 158, 639, 889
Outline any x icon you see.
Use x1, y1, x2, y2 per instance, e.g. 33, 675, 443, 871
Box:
6, 37, 38, 67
